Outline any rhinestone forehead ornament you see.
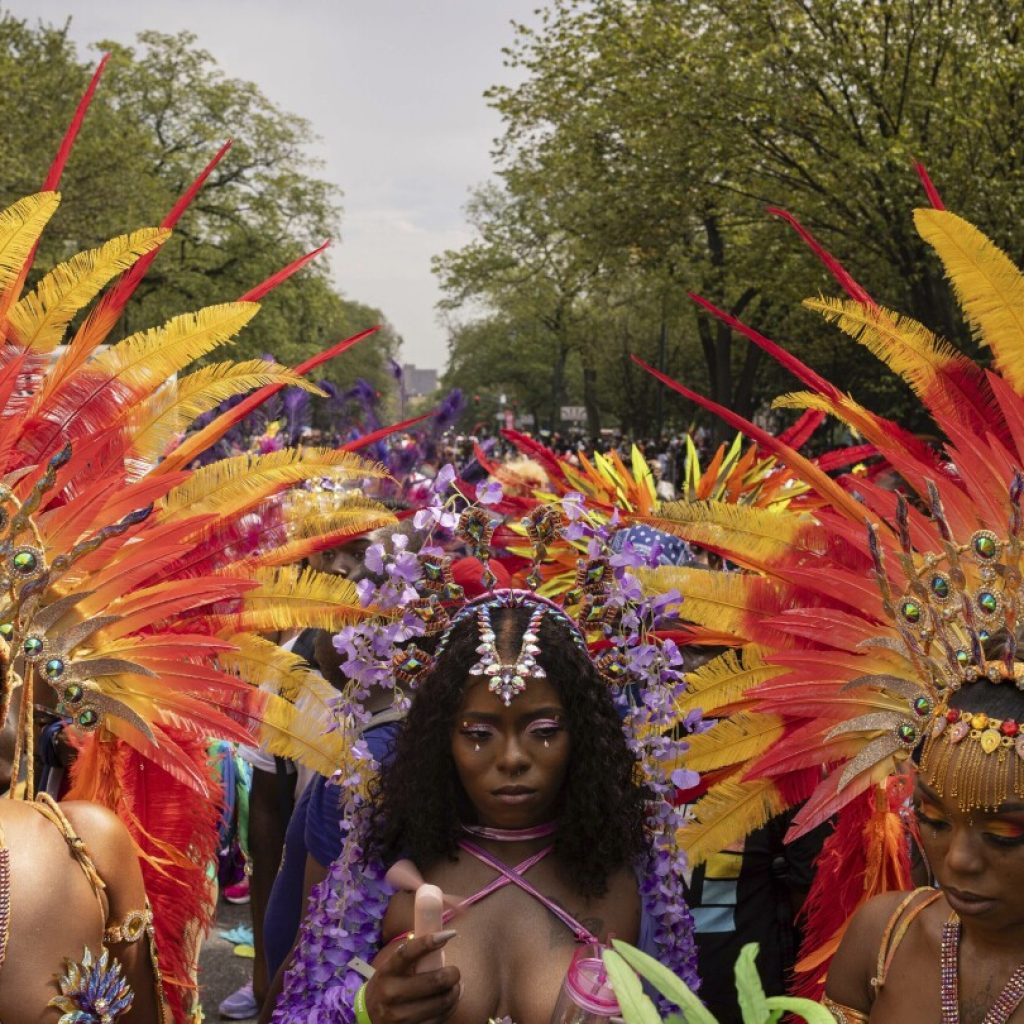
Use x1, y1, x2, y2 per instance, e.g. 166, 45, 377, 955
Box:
468, 603, 546, 706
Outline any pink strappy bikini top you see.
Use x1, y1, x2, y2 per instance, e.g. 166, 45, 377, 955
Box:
388, 838, 600, 947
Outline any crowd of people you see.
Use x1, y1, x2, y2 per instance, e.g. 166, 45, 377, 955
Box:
7, 54, 1024, 1024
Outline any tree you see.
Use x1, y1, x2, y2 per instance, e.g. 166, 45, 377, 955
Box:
440, 0, 1024, 438
0, 15, 399, 397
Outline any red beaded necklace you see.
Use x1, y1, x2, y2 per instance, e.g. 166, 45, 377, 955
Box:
940, 913, 1024, 1023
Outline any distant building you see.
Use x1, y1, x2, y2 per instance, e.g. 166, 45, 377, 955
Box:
403, 364, 438, 398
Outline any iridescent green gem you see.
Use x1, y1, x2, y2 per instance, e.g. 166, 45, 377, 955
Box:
44, 658, 64, 679
900, 599, 922, 624
12, 550, 36, 573
897, 723, 918, 744
63, 683, 84, 704
604, 658, 626, 679
22, 636, 43, 656
974, 534, 998, 559
978, 591, 999, 614
77, 709, 98, 728
931, 575, 950, 599
980, 629, 991, 642
0, 622, 13, 639
913, 696, 933, 717
956, 649, 970, 666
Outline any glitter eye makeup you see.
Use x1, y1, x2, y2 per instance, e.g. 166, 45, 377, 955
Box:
915, 800, 951, 830
459, 721, 496, 744
527, 717, 563, 739
982, 819, 1024, 846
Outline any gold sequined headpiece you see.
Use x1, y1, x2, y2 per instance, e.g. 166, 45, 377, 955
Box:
861, 476, 1024, 810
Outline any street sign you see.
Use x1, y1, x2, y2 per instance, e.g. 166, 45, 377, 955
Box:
560, 405, 587, 422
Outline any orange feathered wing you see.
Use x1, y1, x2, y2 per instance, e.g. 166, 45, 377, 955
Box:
638, 203, 1024, 995
0, 68, 396, 1021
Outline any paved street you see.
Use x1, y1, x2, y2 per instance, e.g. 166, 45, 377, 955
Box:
200, 898, 257, 1022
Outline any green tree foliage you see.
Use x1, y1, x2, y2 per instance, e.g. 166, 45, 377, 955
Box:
438, 0, 1024, 439
0, 14, 399, 397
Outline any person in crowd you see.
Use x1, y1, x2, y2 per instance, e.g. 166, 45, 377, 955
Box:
221, 540, 378, 1020
271, 567, 697, 1024
0, 681, 167, 1023
825, 667, 1024, 1021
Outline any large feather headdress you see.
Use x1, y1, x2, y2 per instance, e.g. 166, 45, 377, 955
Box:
0, 59, 400, 1021
634, 191, 1024, 995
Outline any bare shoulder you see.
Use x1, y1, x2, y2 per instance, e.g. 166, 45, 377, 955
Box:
60, 799, 135, 851
603, 863, 642, 911
826, 889, 925, 1010
59, 800, 145, 887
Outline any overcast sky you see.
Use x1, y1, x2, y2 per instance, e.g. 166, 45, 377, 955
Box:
9, 0, 542, 370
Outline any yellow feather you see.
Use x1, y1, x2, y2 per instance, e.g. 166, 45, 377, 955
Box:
679, 712, 785, 772
258, 688, 348, 778
772, 391, 843, 416
210, 565, 374, 633
915, 208, 1024, 390
679, 777, 789, 867
162, 447, 385, 521
804, 296, 967, 402
253, 500, 396, 567
640, 500, 822, 569
0, 192, 61, 299
92, 302, 259, 396
675, 646, 782, 716
214, 634, 314, 701
126, 359, 323, 463
637, 566, 782, 638
630, 445, 656, 505
8, 227, 168, 352
214, 633, 349, 775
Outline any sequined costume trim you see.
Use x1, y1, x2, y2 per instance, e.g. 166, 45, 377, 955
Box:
821, 995, 868, 1023
104, 906, 153, 945
0, 821, 9, 974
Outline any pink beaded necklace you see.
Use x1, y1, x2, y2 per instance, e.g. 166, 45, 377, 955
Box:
941, 913, 1024, 1023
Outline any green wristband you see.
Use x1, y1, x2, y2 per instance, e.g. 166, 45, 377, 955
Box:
354, 981, 373, 1024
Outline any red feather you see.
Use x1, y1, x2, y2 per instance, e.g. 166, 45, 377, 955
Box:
776, 409, 824, 451
814, 443, 877, 473
43, 54, 110, 190
67, 140, 234, 360
341, 411, 433, 452
631, 354, 870, 525
67, 734, 222, 1024
472, 442, 499, 477
913, 161, 946, 211
500, 428, 568, 484
161, 327, 380, 471
792, 781, 911, 999
238, 240, 330, 302
767, 206, 876, 308
688, 293, 842, 402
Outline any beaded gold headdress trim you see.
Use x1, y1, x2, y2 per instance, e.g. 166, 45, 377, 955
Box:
852, 475, 1024, 811
872, 480, 1024, 694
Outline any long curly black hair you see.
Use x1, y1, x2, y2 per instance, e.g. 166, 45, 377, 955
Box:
364, 601, 650, 898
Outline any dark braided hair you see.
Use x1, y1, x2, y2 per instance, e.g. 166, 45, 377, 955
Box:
364, 603, 649, 897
